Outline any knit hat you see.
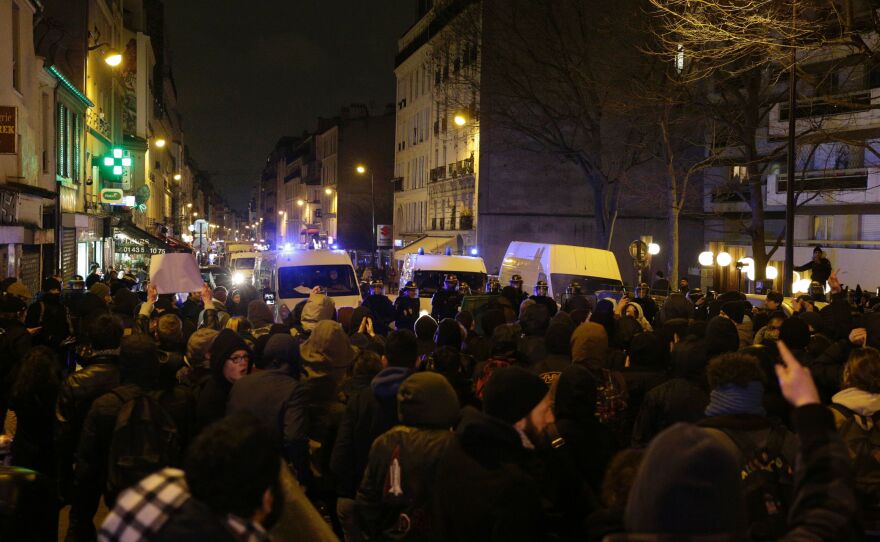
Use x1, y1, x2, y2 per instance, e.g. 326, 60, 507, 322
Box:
209, 329, 251, 379
397, 372, 460, 428
7, 281, 32, 301
625, 423, 745, 535
705, 316, 740, 357
482, 366, 549, 424
570, 321, 609, 369
42, 277, 62, 292
247, 300, 274, 328
89, 282, 111, 300
186, 328, 219, 368
720, 301, 745, 325
263, 333, 299, 368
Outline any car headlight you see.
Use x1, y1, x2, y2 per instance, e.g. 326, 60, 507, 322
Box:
232, 272, 244, 285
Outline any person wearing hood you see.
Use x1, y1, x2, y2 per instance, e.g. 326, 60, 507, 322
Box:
434, 367, 555, 541
571, 321, 610, 370
830, 346, 880, 529
228, 333, 301, 466
519, 303, 550, 367
630, 317, 739, 448
247, 299, 275, 340
622, 301, 652, 332
195, 329, 252, 432
356, 372, 460, 540
420, 318, 476, 407
178, 327, 218, 394
331, 330, 417, 542
24, 277, 73, 351
533, 318, 575, 384
618, 342, 857, 541
721, 300, 754, 348
300, 289, 337, 333
656, 293, 693, 324
590, 299, 617, 340
414, 314, 438, 358
696, 352, 798, 538
551, 365, 616, 540
631, 284, 658, 324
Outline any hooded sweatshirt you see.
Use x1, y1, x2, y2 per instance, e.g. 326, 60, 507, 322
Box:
832, 387, 880, 417
299, 320, 356, 381
301, 292, 336, 331
570, 322, 609, 370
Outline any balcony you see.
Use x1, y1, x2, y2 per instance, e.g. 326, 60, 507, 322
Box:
392, 177, 404, 192
86, 109, 111, 142
770, 88, 879, 137
766, 168, 880, 206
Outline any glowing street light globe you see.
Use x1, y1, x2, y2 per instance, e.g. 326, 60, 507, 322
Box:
698, 251, 714, 266
104, 51, 123, 67
766, 266, 779, 280
647, 243, 660, 255
716, 252, 732, 267
454, 114, 467, 126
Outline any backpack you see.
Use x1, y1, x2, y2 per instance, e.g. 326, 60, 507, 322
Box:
594, 368, 628, 425
105, 389, 180, 503
829, 404, 880, 512
719, 424, 794, 541
474, 358, 512, 400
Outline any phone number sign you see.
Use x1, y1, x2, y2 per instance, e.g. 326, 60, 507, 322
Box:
117, 245, 166, 255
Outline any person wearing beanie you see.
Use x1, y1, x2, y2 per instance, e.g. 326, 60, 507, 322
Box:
623, 343, 857, 540
227, 334, 301, 466
88, 282, 111, 304
330, 329, 419, 541
180, 327, 218, 391
434, 366, 554, 541
720, 300, 754, 348
195, 329, 251, 432
356, 372, 459, 540
246, 299, 275, 339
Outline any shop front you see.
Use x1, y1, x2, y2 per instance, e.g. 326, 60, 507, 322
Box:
113, 221, 190, 275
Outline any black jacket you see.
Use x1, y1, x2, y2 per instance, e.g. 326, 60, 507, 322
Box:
794, 257, 832, 286
227, 366, 299, 460
529, 295, 558, 317
562, 294, 590, 314
431, 290, 462, 321
24, 293, 73, 350
0, 317, 30, 400
631, 378, 708, 447
356, 426, 454, 540
195, 376, 231, 433
433, 407, 546, 542
363, 294, 396, 336
153, 498, 239, 542
393, 295, 421, 333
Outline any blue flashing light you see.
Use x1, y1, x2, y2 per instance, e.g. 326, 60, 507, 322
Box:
470, 247, 479, 256
418, 247, 425, 255
445, 247, 452, 256
282, 242, 292, 253
331, 244, 339, 250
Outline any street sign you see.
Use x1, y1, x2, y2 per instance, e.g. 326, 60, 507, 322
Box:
629, 240, 648, 264
377, 224, 392, 247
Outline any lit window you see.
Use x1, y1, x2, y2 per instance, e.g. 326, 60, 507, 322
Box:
675, 44, 685, 74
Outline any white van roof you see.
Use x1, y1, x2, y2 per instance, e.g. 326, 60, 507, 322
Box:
275, 249, 353, 267
503, 241, 622, 281
230, 251, 258, 258
407, 254, 487, 273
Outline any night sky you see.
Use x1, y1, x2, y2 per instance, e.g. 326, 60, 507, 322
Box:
164, 1, 414, 212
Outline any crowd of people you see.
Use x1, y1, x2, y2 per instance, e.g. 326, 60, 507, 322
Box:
0, 257, 876, 541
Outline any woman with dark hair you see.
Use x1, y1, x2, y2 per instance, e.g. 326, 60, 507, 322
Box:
9, 346, 62, 476
195, 329, 252, 432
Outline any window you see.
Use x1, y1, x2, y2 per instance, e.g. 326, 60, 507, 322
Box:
812, 216, 832, 240
730, 165, 748, 183
12, 2, 21, 91
675, 44, 685, 74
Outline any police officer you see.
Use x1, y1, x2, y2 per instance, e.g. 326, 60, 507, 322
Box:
562, 281, 590, 313
459, 282, 472, 296
394, 281, 421, 332
501, 274, 529, 310
362, 280, 396, 336
431, 274, 462, 321
529, 280, 558, 317
485, 278, 502, 294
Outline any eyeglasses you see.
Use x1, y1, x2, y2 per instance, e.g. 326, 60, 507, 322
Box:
228, 354, 250, 364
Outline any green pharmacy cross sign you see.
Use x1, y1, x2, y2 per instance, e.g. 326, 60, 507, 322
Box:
93, 148, 133, 184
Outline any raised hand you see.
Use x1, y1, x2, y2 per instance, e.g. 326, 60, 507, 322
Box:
775, 340, 820, 407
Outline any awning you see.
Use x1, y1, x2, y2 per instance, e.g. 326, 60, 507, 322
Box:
393, 236, 456, 261
114, 222, 191, 256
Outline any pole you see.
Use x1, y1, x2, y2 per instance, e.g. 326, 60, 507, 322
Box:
370, 172, 376, 266
783, 0, 797, 297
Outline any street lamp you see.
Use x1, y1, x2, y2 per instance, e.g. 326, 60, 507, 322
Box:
647, 243, 660, 255
186, 203, 192, 208
324, 187, 333, 195
193, 212, 198, 217
454, 114, 467, 127
104, 50, 123, 67
153, 138, 166, 148
173, 173, 182, 181
355, 164, 377, 265
296, 199, 304, 206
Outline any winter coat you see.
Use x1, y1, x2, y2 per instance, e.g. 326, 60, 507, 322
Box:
195, 376, 232, 433
9, 380, 59, 477
363, 294, 397, 336
227, 366, 300, 461
529, 295, 558, 317
571, 322, 609, 370
394, 295, 421, 333
562, 293, 591, 314
330, 366, 412, 498
301, 292, 336, 332
697, 414, 798, 472
615, 405, 857, 541
24, 293, 73, 349
55, 353, 121, 498
431, 290, 462, 322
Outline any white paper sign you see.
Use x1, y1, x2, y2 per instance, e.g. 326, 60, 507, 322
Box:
149, 253, 204, 294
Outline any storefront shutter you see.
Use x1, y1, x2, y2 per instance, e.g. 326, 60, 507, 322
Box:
61, 227, 76, 279
20, 246, 40, 296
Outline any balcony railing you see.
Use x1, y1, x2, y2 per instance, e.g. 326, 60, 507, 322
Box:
778, 90, 872, 121
776, 168, 869, 193
86, 109, 111, 141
